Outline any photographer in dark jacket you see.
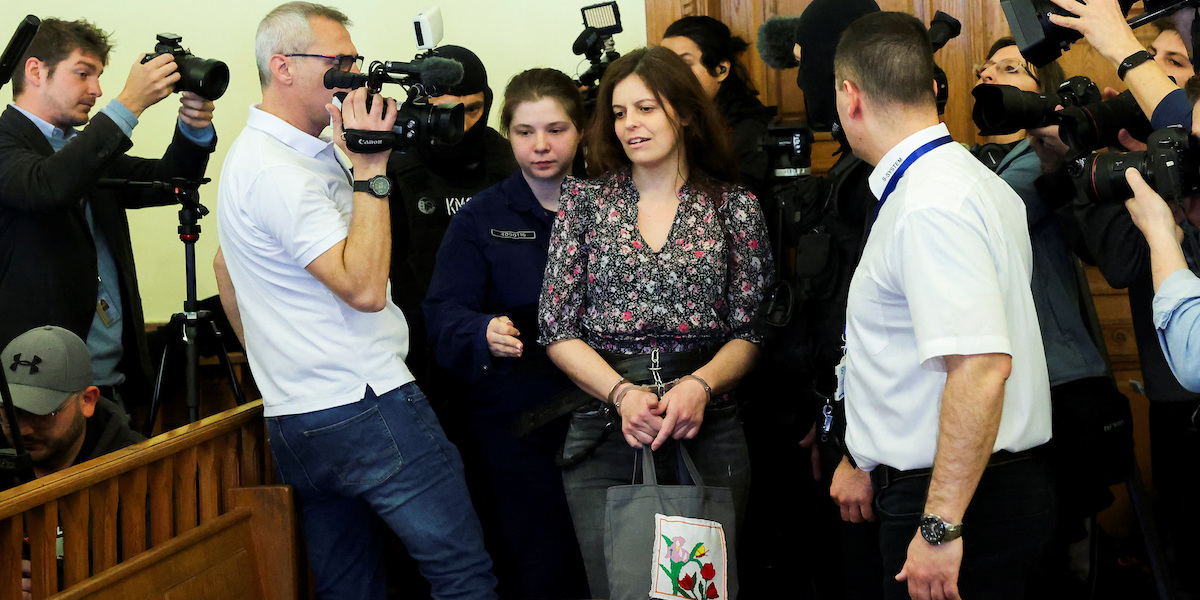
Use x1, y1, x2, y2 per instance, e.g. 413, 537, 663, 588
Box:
1028, 73, 1200, 600
387, 44, 517, 382
661, 16, 774, 199
0, 18, 217, 410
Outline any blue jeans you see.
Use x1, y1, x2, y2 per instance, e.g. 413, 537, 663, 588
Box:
561, 399, 751, 597
266, 383, 497, 600
871, 449, 1055, 600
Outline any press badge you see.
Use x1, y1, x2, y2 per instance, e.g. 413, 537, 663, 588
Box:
96, 293, 120, 327
834, 356, 847, 402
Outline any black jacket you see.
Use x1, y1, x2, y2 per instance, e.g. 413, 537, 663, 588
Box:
0, 107, 215, 398
74, 396, 147, 465
717, 85, 775, 200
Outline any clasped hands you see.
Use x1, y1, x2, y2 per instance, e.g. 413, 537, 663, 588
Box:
615, 377, 709, 450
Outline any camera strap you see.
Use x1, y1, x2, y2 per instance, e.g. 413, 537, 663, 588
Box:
342, 129, 395, 153
870, 135, 954, 226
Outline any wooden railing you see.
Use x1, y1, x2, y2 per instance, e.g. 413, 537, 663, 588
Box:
0, 400, 277, 600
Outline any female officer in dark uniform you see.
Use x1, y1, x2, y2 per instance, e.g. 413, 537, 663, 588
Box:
422, 68, 588, 599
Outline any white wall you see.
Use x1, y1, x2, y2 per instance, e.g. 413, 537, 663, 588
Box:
0, 0, 647, 322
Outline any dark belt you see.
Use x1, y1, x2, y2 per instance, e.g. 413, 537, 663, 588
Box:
870, 444, 1047, 490
511, 347, 716, 437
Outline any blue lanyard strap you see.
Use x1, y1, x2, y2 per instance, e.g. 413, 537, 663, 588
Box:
870, 135, 955, 226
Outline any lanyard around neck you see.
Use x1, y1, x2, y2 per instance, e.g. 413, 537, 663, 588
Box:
870, 135, 954, 226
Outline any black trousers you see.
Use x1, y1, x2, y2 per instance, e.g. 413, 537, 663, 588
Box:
871, 449, 1056, 600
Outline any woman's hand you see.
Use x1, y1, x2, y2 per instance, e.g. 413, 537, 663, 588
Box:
617, 386, 665, 447
486, 316, 523, 358
652, 378, 708, 450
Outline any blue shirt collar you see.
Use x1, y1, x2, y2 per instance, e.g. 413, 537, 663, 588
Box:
9, 103, 76, 145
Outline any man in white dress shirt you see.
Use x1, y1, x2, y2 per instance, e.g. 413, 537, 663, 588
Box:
830, 11, 1054, 600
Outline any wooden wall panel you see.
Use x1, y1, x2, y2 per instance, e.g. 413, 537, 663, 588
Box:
642, 1, 1156, 149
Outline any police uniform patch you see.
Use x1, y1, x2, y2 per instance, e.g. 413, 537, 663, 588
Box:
417, 197, 437, 215
490, 229, 536, 240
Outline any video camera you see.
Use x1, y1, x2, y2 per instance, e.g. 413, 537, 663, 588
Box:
1072, 124, 1200, 204
141, 33, 229, 101
928, 11, 963, 115
324, 11, 465, 153
1002, 0, 1199, 67
572, 1, 623, 115
761, 120, 814, 180
972, 75, 1153, 160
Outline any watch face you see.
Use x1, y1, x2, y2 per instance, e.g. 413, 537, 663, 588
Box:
369, 176, 391, 196
920, 516, 945, 544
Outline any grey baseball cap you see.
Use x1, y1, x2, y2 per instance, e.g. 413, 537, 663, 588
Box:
2, 326, 93, 415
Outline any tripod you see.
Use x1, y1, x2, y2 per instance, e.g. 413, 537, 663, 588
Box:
105, 178, 245, 435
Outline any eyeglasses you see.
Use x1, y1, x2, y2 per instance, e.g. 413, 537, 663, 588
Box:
974, 58, 1039, 85
0, 393, 76, 429
284, 53, 364, 72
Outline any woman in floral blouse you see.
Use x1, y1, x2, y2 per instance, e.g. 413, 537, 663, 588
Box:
537, 46, 773, 595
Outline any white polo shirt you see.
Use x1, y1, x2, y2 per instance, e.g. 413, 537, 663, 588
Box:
842, 123, 1052, 472
216, 105, 414, 417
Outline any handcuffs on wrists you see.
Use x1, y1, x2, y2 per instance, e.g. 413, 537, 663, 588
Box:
611, 374, 713, 409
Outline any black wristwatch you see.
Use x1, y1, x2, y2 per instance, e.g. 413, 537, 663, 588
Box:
1117, 50, 1153, 81
353, 175, 392, 199
919, 513, 963, 545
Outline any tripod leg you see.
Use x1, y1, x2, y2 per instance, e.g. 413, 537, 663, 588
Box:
145, 340, 176, 438
206, 319, 246, 405
185, 321, 200, 423
1127, 462, 1177, 600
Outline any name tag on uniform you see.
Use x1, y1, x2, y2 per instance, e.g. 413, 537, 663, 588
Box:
490, 229, 536, 240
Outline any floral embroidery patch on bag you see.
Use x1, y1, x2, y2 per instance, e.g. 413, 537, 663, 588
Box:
650, 513, 728, 599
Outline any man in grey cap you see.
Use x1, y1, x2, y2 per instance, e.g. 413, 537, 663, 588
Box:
1, 325, 144, 479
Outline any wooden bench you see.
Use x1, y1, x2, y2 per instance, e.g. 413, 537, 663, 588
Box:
0, 400, 297, 600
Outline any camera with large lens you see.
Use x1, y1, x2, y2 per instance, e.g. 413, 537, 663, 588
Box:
324, 50, 466, 153
1057, 89, 1153, 158
1073, 124, 1200, 204
972, 75, 1099, 136
141, 33, 229, 100
973, 75, 1151, 160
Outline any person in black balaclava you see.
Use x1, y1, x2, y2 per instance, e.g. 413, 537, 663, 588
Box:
757, 3, 884, 599
791, 0, 879, 132
387, 44, 518, 382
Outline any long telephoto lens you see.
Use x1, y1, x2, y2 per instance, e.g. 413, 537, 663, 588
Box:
971, 84, 1060, 135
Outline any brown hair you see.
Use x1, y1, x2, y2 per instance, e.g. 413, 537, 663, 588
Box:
586, 46, 738, 193
1184, 74, 1200, 104
13, 18, 112, 97
499, 68, 586, 136
834, 12, 935, 108
983, 37, 1065, 97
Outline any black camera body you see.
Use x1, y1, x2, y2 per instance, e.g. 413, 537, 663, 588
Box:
325, 51, 466, 153
1002, 0, 1196, 67
971, 76, 1098, 136
972, 75, 1151, 160
760, 120, 814, 180
1074, 125, 1200, 204
141, 33, 229, 100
